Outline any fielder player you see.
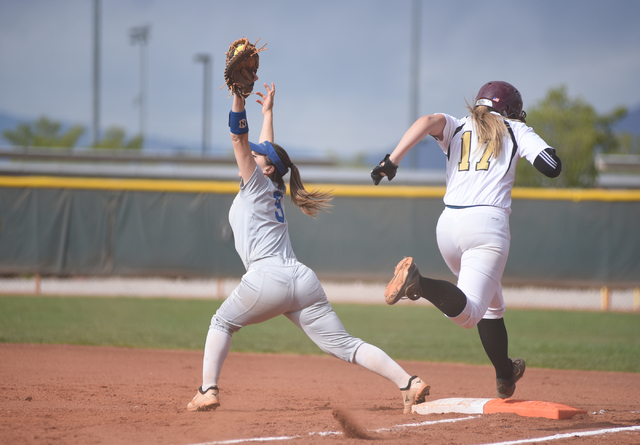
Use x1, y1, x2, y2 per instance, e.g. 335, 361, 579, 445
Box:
371, 81, 562, 399
188, 82, 430, 413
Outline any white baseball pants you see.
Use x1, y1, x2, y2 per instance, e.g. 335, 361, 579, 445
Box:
436, 206, 510, 328
211, 257, 364, 362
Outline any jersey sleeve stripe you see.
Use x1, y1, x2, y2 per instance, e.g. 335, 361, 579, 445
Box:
538, 149, 558, 169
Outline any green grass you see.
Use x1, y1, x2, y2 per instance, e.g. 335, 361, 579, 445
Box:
1, 295, 638, 373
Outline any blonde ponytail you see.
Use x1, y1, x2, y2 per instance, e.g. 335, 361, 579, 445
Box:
288, 164, 333, 217
265, 143, 333, 218
465, 102, 508, 158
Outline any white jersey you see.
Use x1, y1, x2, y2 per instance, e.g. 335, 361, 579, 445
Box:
229, 164, 296, 269
434, 113, 550, 211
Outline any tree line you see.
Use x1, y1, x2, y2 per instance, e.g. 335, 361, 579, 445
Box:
2, 117, 142, 150
3, 86, 639, 188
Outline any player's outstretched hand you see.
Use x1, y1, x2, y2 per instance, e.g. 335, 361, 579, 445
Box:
371, 154, 398, 185
256, 82, 275, 115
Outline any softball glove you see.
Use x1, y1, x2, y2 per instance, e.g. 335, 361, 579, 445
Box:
221, 37, 267, 98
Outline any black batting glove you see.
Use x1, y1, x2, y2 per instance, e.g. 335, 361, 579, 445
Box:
371, 154, 398, 185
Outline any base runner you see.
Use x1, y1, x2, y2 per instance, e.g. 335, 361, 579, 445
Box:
371, 81, 562, 399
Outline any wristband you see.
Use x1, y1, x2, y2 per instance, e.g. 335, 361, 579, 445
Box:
229, 110, 249, 135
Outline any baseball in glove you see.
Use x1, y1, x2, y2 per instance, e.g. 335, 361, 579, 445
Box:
221, 37, 267, 98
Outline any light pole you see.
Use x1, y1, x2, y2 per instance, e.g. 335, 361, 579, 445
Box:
195, 53, 212, 155
92, 0, 101, 146
409, 0, 421, 169
130, 25, 150, 147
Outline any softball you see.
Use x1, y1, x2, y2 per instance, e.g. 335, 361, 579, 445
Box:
234, 44, 245, 56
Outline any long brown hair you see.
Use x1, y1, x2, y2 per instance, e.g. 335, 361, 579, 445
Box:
264, 143, 333, 218
465, 102, 509, 158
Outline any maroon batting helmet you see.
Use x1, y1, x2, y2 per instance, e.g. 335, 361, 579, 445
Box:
474, 81, 527, 123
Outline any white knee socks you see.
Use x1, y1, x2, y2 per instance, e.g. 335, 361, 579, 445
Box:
353, 343, 412, 388
202, 327, 232, 389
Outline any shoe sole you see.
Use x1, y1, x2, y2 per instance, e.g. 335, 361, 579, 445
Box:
385, 257, 415, 305
403, 383, 431, 414
415, 384, 430, 405
188, 401, 220, 412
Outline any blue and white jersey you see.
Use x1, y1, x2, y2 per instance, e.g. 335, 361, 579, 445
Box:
434, 113, 550, 212
229, 164, 296, 269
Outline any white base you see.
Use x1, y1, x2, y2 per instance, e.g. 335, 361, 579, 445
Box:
412, 398, 493, 415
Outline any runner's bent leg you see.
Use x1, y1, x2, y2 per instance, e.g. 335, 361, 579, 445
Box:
436, 207, 510, 329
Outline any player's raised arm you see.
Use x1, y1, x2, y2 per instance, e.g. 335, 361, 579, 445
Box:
256, 82, 275, 144
229, 94, 255, 182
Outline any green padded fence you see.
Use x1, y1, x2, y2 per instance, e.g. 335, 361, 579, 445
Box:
1, 176, 639, 287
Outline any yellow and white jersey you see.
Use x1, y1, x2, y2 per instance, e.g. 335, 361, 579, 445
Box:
434, 113, 550, 212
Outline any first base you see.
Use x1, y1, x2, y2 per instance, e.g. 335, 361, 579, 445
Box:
412, 398, 587, 420
411, 398, 492, 415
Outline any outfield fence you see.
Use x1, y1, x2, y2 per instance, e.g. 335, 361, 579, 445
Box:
1, 171, 640, 294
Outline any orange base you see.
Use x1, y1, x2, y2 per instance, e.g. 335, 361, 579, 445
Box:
483, 398, 587, 420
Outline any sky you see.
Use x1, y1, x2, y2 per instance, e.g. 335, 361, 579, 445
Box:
1, 0, 639, 159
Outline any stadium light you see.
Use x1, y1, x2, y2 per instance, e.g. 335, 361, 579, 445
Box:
130, 25, 150, 148
195, 53, 212, 155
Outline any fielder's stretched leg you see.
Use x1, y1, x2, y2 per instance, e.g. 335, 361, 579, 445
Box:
286, 302, 430, 414
286, 265, 430, 413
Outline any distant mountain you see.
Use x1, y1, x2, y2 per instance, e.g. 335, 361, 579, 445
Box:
613, 106, 640, 135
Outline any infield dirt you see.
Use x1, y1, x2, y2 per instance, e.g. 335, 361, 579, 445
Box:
1, 343, 639, 445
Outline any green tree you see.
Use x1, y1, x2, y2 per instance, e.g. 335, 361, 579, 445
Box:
2, 117, 143, 150
515, 86, 627, 188
2, 116, 85, 148
92, 126, 143, 149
